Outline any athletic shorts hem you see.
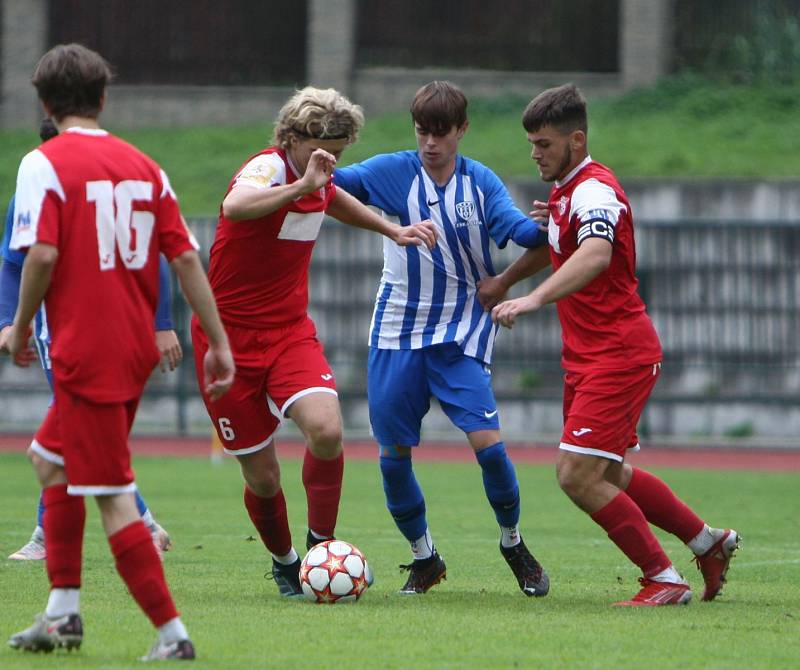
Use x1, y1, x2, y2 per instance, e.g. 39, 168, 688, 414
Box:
558, 442, 624, 463
30, 439, 64, 466
67, 483, 138, 496
223, 429, 278, 456
280, 386, 337, 416
628, 443, 641, 453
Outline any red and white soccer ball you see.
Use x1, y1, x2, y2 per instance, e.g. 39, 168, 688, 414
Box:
300, 540, 372, 604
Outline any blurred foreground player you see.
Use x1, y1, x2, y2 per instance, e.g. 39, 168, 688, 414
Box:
192, 86, 435, 597
1, 119, 175, 562
6, 43, 234, 659
490, 84, 738, 606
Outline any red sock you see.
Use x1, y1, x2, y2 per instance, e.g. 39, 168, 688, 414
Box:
302, 450, 344, 538
109, 521, 178, 627
244, 487, 293, 556
43, 485, 85, 588
591, 492, 672, 578
625, 467, 705, 543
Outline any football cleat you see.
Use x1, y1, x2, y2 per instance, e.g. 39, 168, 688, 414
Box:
268, 557, 303, 597
694, 529, 740, 601
500, 539, 550, 597
8, 612, 83, 652
141, 638, 196, 661
8, 531, 46, 561
398, 552, 446, 594
306, 530, 335, 552
614, 578, 692, 606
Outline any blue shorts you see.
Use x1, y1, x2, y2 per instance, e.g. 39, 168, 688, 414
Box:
367, 343, 500, 448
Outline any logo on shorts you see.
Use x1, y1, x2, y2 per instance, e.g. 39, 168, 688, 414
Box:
484, 409, 498, 419
321, 373, 334, 381
572, 427, 592, 437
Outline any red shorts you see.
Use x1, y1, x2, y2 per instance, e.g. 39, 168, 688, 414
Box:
32, 386, 139, 495
192, 315, 337, 455
559, 362, 660, 462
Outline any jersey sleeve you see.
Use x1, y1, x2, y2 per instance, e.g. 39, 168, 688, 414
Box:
477, 165, 545, 249
333, 154, 410, 216
154, 253, 174, 330
571, 178, 627, 246
156, 169, 199, 261
10, 149, 66, 251
232, 153, 286, 190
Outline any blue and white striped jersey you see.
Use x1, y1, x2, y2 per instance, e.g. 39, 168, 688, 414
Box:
333, 151, 545, 363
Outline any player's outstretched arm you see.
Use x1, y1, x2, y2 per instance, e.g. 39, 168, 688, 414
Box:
327, 189, 437, 249
170, 250, 234, 400
223, 148, 336, 221
492, 237, 611, 328
478, 245, 552, 310
7, 243, 55, 366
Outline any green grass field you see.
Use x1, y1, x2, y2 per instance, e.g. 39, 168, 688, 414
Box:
1, 77, 799, 217
2, 453, 799, 668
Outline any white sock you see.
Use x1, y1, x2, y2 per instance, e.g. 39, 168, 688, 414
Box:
141, 509, 156, 529
32, 525, 45, 543
158, 617, 188, 645
687, 524, 724, 556
411, 529, 434, 561
272, 548, 299, 565
500, 525, 521, 549
45, 588, 80, 619
309, 529, 330, 541
650, 565, 684, 584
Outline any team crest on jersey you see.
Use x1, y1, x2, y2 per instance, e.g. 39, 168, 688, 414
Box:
455, 200, 476, 221
557, 195, 569, 216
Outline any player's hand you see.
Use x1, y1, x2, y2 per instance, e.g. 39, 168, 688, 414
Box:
299, 149, 337, 194
203, 345, 235, 401
6, 323, 37, 367
0, 325, 12, 355
530, 199, 550, 226
491, 295, 542, 329
476, 275, 508, 311
155, 329, 183, 372
393, 220, 437, 249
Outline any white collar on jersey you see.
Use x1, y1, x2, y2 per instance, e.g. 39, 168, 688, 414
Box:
63, 126, 109, 136
555, 155, 592, 188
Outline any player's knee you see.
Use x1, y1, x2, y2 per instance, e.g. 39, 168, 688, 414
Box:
556, 459, 589, 500
244, 470, 281, 498
306, 422, 343, 458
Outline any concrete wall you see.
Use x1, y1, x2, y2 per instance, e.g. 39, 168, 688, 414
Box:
508, 178, 800, 222
0, 0, 674, 128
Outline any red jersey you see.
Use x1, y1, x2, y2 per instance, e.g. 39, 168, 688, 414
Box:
208, 148, 336, 329
11, 128, 197, 402
546, 157, 661, 372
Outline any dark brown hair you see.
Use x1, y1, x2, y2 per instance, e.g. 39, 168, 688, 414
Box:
31, 44, 112, 121
522, 83, 587, 135
410, 81, 467, 135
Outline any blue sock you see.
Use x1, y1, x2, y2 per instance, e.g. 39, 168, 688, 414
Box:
379, 454, 428, 543
37, 492, 45, 528
475, 442, 520, 527
135, 490, 148, 517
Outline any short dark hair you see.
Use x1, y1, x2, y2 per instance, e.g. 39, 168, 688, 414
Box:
522, 83, 587, 135
31, 43, 112, 121
410, 81, 467, 135
39, 118, 58, 142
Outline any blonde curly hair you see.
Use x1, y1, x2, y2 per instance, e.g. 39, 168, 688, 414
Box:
272, 86, 365, 149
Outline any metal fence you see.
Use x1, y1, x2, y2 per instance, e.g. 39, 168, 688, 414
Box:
1, 218, 798, 437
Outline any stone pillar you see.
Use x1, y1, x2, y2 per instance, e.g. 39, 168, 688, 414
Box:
306, 0, 357, 94
620, 0, 674, 89
1, 0, 48, 127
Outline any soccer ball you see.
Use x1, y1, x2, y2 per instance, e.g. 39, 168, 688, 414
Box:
300, 540, 372, 604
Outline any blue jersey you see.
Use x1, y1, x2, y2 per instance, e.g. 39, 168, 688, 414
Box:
333, 151, 545, 363
0, 195, 174, 387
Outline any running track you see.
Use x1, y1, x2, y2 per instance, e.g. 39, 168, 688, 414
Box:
1, 434, 798, 472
